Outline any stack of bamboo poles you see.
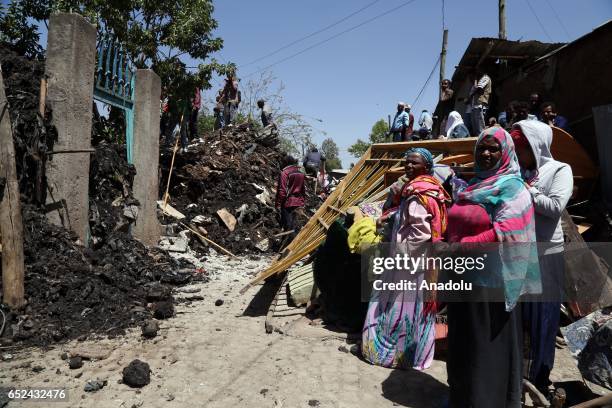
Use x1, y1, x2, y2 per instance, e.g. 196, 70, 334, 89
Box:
240, 138, 477, 293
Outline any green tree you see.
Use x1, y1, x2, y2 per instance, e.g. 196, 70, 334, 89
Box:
347, 119, 389, 158
0, 1, 46, 57
320, 138, 342, 171
0, 0, 230, 101
347, 139, 370, 159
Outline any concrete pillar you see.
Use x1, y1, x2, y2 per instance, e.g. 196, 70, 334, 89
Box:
45, 13, 96, 245
131, 69, 161, 245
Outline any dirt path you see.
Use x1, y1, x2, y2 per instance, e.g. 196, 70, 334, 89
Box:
0, 254, 599, 408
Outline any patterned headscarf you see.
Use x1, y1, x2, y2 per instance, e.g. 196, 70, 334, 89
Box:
459, 127, 522, 206
404, 147, 434, 174
459, 127, 541, 311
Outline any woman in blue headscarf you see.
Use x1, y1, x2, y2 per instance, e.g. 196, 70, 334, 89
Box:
362, 147, 450, 370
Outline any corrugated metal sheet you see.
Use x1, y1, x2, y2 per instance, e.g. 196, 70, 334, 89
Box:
451, 37, 564, 83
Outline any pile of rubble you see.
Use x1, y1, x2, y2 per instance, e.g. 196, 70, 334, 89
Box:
0, 44, 204, 347
2, 207, 203, 347
89, 143, 139, 246
158, 125, 319, 254
0, 44, 56, 206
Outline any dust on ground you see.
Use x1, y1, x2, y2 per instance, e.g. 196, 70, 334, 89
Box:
0, 254, 602, 408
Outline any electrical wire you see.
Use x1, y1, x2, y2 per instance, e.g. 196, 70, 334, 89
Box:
240, 0, 383, 68
543, 0, 572, 41
524, 0, 553, 42
412, 55, 441, 107
242, 0, 420, 78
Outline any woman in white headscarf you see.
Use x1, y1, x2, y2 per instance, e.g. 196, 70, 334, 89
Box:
444, 111, 470, 139
511, 120, 573, 396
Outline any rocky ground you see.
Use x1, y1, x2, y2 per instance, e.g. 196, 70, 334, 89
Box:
0, 253, 605, 408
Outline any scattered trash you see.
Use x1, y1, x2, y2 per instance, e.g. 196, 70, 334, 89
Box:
84, 379, 107, 392
158, 236, 189, 253
255, 238, 270, 252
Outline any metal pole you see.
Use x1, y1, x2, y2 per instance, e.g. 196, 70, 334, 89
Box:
439, 29, 449, 100
499, 0, 507, 40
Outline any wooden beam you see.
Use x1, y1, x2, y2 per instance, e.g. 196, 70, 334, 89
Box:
371, 138, 477, 155
364, 158, 404, 164
476, 40, 496, 67
317, 217, 330, 230
0, 68, 25, 309
328, 205, 346, 216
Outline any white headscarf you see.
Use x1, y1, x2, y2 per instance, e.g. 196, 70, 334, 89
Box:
445, 111, 464, 137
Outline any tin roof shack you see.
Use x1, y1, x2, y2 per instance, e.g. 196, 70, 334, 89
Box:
496, 20, 612, 159
443, 38, 563, 121
440, 20, 612, 161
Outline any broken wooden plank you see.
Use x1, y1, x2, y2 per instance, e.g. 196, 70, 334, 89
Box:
216, 208, 236, 231
156, 200, 186, 219
0, 68, 25, 309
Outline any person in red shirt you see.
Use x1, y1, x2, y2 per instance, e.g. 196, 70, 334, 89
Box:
275, 155, 305, 234
189, 87, 201, 139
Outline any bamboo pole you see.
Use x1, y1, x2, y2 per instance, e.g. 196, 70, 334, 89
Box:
162, 113, 184, 209
179, 222, 237, 258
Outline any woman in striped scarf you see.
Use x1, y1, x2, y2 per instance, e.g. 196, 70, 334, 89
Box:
445, 127, 540, 408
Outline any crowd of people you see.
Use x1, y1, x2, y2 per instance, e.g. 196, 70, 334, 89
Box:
389, 68, 570, 143
295, 116, 572, 406
359, 119, 572, 407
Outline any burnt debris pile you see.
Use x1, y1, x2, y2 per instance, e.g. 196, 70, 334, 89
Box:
4, 207, 202, 347
158, 125, 318, 254
0, 45, 56, 206
0, 45, 202, 347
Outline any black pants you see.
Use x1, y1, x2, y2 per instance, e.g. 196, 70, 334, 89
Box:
304, 164, 318, 177
189, 108, 199, 139
280, 206, 297, 231
447, 287, 523, 408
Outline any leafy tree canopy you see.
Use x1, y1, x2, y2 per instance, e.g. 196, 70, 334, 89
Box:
347, 119, 389, 158
0, 0, 231, 104
321, 138, 342, 171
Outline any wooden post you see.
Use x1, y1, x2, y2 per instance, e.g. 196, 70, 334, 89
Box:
38, 78, 47, 117
499, 0, 507, 40
0, 68, 26, 309
439, 29, 448, 100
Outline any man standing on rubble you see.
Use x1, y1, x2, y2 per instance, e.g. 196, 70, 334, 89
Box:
405, 104, 415, 140
189, 87, 201, 139
468, 68, 492, 136
221, 71, 240, 126
275, 155, 305, 234
303, 146, 325, 177
257, 99, 275, 128
390, 102, 410, 142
